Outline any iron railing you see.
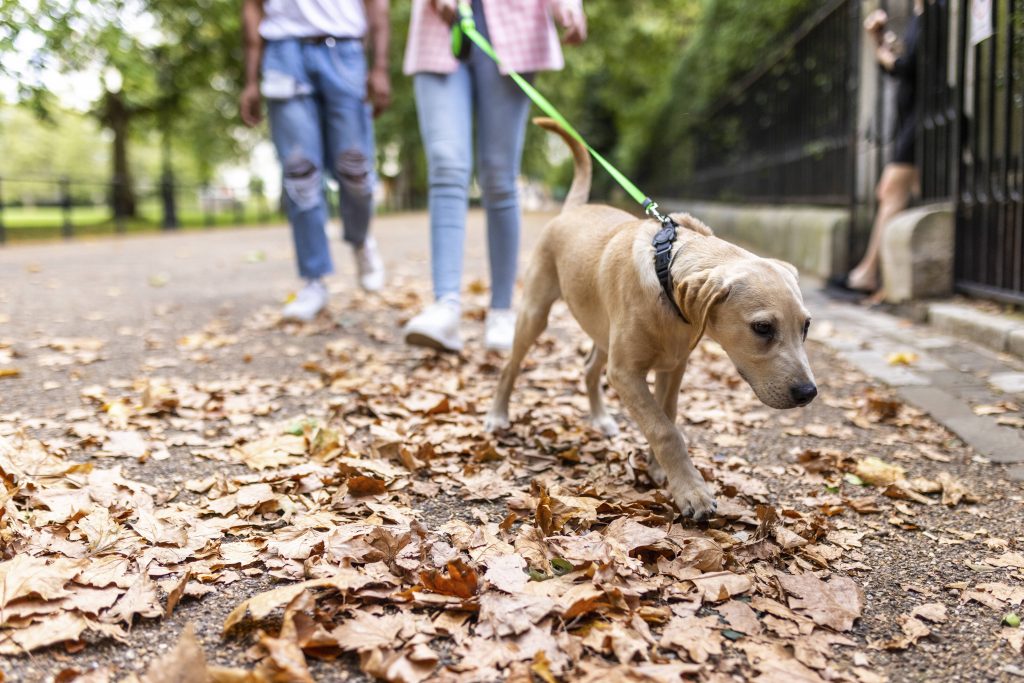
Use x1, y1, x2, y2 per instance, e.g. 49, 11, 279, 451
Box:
682, 0, 859, 205
917, 0, 960, 201
956, 0, 1024, 305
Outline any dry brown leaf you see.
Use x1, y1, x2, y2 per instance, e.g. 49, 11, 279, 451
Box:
140, 624, 209, 683
101, 571, 162, 627
910, 602, 948, 623
259, 615, 314, 683
854, 457, 906, 487
483, 553, 529, 594
716, 599, 763, 635
331, 612, 407, 653
1002, 628, 1023, 654
419, 559, 478, 599
0, 612, 89, 655
691, 571, 753, 603
0, 555, 81, 608
224, 569, 374, 633
165, 570, 192, 618
659, 615, 723, 663
870, 613, 931, 650
776, 571, 863, 632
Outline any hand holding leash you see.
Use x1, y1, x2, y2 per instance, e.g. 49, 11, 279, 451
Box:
553, 0, 587, 45
431, 0, 458, 24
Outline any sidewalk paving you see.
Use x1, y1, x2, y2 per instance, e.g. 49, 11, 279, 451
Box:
1, 211, 1022, 682
804, 288, 1024, 480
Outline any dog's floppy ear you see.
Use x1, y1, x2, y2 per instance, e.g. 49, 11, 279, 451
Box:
675, 269, 732, 350
768, 258, 799, 279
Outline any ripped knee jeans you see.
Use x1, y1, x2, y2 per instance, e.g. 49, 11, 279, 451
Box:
263, 38, 377, 279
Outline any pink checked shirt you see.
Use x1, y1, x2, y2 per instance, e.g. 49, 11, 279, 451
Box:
403, 0, 574, 75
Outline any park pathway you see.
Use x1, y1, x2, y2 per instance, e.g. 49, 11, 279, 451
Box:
0, 211, 1022, 682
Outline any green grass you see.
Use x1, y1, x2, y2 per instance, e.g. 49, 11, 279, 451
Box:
0, 202, 284, 242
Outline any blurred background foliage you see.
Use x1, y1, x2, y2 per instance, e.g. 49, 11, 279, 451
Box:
0, 0, 814, 214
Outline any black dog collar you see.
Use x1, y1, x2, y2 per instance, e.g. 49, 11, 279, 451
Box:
652, 218, 689, 323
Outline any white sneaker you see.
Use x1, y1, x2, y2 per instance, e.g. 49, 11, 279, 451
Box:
354, 236, 385, 292
485, 308, 516, 352
282, 279, 327, 322
403, 297, 463, 352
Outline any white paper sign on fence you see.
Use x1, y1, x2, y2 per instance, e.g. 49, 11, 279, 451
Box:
970, 0, 994, 46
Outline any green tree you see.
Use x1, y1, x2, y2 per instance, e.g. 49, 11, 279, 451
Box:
636, 0, 816, 192
0, 0, 244, 218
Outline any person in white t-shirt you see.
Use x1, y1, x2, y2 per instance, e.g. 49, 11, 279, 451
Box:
241, 0, 391, 322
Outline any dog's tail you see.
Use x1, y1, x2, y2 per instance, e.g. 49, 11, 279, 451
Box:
534, 117, 591, 211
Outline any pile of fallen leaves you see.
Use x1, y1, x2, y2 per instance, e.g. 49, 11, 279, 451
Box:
0, 284, 1020, 682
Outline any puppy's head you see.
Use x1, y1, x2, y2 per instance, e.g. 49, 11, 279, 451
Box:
675, 258, 816, 409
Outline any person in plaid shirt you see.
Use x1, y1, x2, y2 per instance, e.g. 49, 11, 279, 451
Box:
401, 0, 587, 353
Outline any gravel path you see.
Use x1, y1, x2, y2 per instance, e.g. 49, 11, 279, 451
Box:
0, 212, 1022, 682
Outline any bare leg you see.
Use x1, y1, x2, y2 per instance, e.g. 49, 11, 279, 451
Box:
608, 354, 715, 521
584, 346, 619, 436
848, 163, 918, 292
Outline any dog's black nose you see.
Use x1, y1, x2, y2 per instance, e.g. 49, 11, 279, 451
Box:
790, 383, 817, 406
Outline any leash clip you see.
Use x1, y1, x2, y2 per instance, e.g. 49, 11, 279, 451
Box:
647, 199, 688, 323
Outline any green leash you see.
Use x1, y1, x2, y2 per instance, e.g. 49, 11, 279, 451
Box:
450, 2, 669, 225
450, 2, 690, 322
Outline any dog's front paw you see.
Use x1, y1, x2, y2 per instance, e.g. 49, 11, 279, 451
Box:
588, 414, 619, 438
668, 479, 717, 522
483, 411, 510, 433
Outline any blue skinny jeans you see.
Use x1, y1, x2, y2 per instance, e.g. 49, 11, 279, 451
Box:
413, 0, 532, 309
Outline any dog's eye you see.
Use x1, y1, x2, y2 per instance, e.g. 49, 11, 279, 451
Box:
750, 321, 775, 338
803, 319, 811, 340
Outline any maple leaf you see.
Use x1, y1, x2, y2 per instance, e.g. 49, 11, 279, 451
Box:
476, 592, 557, 638
0, 555, 81, 609
776, 571, 864, 632
0, 612, 89, 655
660, 615, 723, 663
419, 559, 478, 599
223, 569, 376, 634
102, 571, 162, 627
716, 599, 763, 635
140, 623, 210, 683
483, 553, 529, 594
359, 646, 437, 683
259, 611, 315, 683
331, 611, 408, 653
690, 571, 753, 603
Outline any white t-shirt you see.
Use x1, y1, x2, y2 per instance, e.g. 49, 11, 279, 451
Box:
259, 0, 367, 40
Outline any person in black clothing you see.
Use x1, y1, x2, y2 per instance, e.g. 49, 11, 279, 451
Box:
846, 1, 923, 301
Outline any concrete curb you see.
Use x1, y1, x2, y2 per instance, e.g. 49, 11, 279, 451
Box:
927, 302, 1024, 359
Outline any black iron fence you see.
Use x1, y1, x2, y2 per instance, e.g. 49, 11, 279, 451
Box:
679, 0, 1024, 305
917, 0, 959, 201
683, 0, 859, 205
0, 175, 284, 244
918, 0, 1024, 305
955, 0, 1024, 305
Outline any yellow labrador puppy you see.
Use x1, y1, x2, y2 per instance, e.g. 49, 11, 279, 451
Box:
485, 119, 817, 521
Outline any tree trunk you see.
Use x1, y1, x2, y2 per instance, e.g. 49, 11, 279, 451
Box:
103, 91, 137, 219
160, 126, 178, 229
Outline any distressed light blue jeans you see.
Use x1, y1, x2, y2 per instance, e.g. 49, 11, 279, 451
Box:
413, 0, 532, 309
263, 38, 376, 280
